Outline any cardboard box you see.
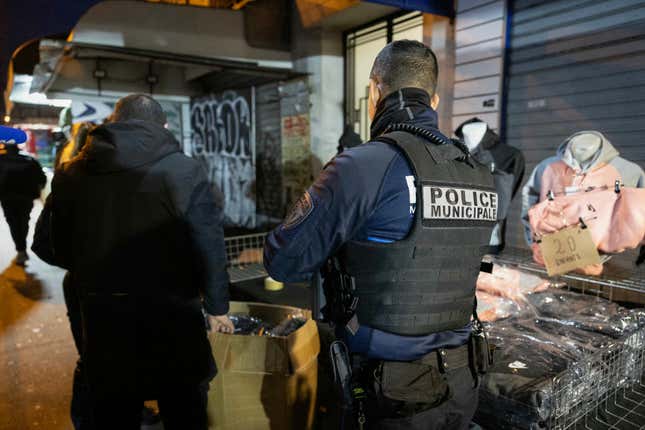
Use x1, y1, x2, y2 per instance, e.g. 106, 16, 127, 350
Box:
207, 302, 320, 430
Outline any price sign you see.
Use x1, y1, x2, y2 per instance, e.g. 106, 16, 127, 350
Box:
539, 225, 601, 276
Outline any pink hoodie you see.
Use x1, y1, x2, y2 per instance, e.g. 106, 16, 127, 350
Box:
529, 187, 645, 253
522, 131, 645, 245
522, 131, 645, 274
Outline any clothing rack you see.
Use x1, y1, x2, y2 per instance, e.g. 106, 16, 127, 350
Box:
488, 247, 645, 429
493, 247, 645, 298
549, 328, 645, 429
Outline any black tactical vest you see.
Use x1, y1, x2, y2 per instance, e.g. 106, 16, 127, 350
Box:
336, 129, 497, 336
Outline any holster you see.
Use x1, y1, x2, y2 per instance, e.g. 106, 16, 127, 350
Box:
321, 258, 358, 330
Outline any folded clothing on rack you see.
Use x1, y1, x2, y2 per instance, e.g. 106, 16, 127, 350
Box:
475, 265, 551, 321
476, 291, 523, 322
475, 289, 645, 430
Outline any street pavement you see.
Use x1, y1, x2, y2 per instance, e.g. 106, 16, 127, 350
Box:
0, 201, 74, 430
0, 202, 165, 430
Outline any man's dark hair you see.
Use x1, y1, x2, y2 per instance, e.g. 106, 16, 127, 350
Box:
112, 94, 167, 125
370, 40, 439, 97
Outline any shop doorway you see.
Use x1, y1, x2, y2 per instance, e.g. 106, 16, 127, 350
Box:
344, 11, 424, 141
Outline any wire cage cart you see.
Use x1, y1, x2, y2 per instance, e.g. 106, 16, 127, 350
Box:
549, 329, 645, 429
224, 233, 268, 284
491, 248, 645, 430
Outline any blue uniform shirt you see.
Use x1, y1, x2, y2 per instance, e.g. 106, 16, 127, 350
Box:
264, 88, 472, 361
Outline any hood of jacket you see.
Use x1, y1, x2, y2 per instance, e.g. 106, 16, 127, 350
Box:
454, 117, 500, 150
81, 120, 181, 173
557, 130, 618, 172
370, 87, 441, 139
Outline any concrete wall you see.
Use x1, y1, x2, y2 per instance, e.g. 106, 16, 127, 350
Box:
292, 11, 345, 173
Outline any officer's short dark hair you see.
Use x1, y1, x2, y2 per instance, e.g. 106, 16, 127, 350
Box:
112, 94, 167, 125
370, 40, 438, 97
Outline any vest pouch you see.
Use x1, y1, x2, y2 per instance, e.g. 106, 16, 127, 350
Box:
377, 359, 449, 407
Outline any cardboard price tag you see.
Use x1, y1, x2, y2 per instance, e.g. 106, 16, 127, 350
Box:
539, 225, 601, 276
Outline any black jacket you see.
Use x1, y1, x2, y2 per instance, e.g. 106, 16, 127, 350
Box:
455, 117, 525, 198
0, 145, 46, 200
33, 120, 229, 394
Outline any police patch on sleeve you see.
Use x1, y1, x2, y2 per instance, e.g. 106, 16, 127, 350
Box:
423, 185, 498, 221
283, 191, 314, 229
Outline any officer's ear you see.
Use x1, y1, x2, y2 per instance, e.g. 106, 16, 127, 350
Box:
368, 78, 381, 122
431, 93, 440, 110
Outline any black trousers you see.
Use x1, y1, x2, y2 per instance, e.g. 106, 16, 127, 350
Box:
1, 198, 33, 252
63, 274, 210, 430
63, 273, 93, 430
366, 366, 478, 430
90, 382, 210, 430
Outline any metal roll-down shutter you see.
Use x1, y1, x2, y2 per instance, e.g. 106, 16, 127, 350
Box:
504, 0, 645, 246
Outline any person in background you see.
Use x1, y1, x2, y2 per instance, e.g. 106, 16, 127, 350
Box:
56, 122, 94, 168
33, 94, 233, 430
337, 124, 362, 153
0, 125, 46, 265
46, 119, 157, 430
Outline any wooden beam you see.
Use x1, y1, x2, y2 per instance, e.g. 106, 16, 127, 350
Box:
295, 0, 360, 28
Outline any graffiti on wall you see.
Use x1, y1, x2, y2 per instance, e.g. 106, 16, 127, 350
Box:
256, 131, 283, 222
191, 90, 256, 228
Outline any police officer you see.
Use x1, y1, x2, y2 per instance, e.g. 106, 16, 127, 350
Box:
263, 40, 496, 429
0, 126, 46, 266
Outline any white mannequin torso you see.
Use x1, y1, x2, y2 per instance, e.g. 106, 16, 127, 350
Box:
462, 122, 487, 151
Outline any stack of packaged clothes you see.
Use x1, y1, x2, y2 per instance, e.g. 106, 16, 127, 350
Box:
228, 313, 307, 337
474, 266, 645, 429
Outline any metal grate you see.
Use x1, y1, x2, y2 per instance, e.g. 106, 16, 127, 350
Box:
224, 233, 267, 283
486, 247, 645, 429
549, 328, 645, 430
493, 247, 645, 298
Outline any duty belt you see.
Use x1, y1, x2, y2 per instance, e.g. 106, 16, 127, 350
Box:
421, 345, 470, 373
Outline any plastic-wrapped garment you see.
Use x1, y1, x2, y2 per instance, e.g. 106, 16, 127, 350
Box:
478, 316, 613, 429
228, 313, 307, 337
476, 291, 523, 322
526, 290, 645, 339
475, 290, 645, 430
528, 187, 645, 254
229, 315, 273, 336
269, 315, 307, 337
476, 265, 550, 302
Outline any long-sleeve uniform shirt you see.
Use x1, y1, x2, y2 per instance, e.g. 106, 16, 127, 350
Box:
264, 88, 472, 361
